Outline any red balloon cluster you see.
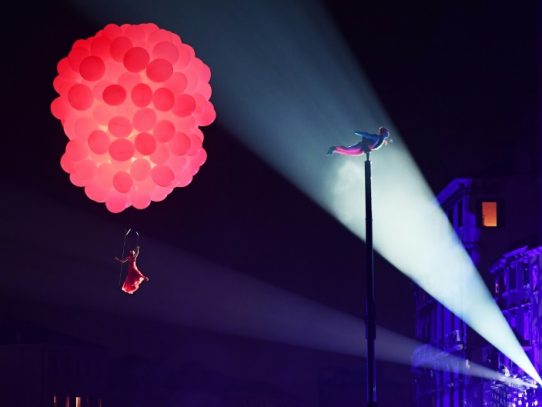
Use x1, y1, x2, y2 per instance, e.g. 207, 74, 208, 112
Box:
51, 23, 216, 213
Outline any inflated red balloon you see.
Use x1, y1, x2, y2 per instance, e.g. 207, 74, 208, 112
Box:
51, 23, 216, 213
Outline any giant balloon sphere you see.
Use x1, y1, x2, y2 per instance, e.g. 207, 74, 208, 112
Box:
51, 23, 216, 213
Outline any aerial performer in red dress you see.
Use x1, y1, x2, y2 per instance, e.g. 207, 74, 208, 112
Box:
327, 126, 391, 156
115, 245, 149, 294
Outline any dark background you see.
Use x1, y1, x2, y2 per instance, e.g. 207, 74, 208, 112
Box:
1, 0, 539, 405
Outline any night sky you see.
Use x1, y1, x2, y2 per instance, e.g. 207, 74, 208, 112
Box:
1, 0, 540, 405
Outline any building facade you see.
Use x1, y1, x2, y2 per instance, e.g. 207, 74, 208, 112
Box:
488, 245, 542, 406
413, 175, 541, 407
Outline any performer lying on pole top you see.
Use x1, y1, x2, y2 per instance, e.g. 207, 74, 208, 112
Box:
327, 127, 391, 156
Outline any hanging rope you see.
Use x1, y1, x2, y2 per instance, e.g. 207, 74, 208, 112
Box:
119, 228, 131, 287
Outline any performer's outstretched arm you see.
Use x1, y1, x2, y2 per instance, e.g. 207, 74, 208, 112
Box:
354, 131, 378, 141
114, 256, 129, 263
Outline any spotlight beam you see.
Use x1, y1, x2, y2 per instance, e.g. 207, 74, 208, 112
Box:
66, 0, 541, 384
0, 185, 530, 391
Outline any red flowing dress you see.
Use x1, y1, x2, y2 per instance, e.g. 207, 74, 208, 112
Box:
118, 250, 149, 294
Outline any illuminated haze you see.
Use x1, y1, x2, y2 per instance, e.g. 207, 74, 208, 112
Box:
68, 0, 541, 384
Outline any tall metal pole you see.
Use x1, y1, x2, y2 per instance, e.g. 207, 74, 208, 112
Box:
365, 152, 377, 406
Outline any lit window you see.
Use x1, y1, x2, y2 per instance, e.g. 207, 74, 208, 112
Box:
481, 201, 498, 227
